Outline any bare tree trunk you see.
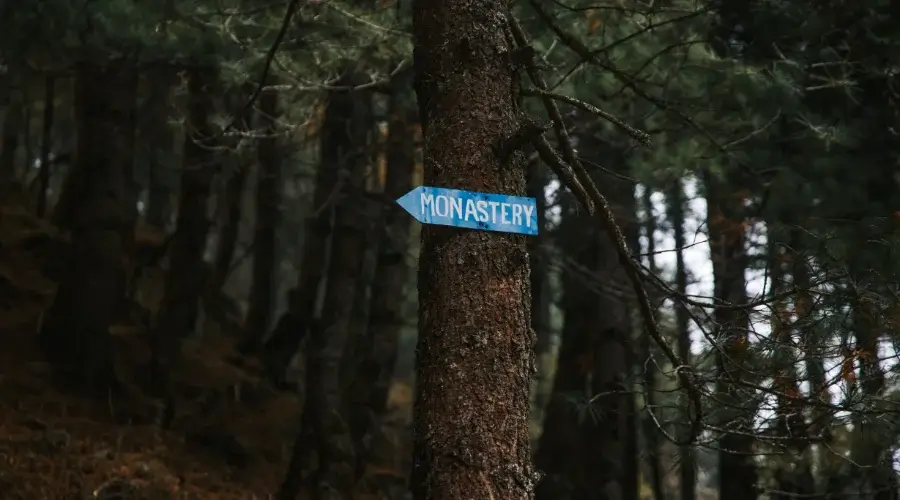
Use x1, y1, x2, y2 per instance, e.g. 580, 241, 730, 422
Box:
277, 72, 373, 500
535, 206, 596, 500
528, 158, 553, 424
667, 180, 695, 500
410, 1, 536, 497
582, 152, 636, 500
705, 171, 757, 500
0, 92, 21, 180
39, 61, 138, 392
640, 187, 665, 500
350, 91, 416, 459
36, 75, 55, 217
143, 66, 178, 232
150, 65, 217, 425
262, 87, 342, 387
243, 85, 281, 349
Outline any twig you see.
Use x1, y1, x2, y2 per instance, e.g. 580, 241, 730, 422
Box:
509, 17, 594, 215
224, 0, 303, 134
522, 87, 651, 145
511, 12, 703, 446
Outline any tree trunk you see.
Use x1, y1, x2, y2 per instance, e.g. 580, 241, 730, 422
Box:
150, 65, 217, 421
535, 206, 597, 500
143, 66, 178, 232
277, 72, 373, 499
39, 61, 138, 392
0, 93, 21, 180
410, 1, 536, 497
211, 88, 253, 291
582, 154, 636, 500
351, 92, 416, 459
35, 75, 55, 217
704, 171, 757, 500
640, 186, 665, 500
262, 87, 342, 388
528, 158, 553, 425
243, 85, 281, 349
667, 180, 695, 500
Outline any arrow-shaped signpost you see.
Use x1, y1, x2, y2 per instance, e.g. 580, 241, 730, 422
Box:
396, 186, 538, 236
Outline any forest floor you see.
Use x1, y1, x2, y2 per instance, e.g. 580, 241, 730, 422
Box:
0, 191, 413, 499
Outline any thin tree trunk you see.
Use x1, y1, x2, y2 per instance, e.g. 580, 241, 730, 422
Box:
667, 181, 695, 500
535, 206, 596, 500
0, 94, 21, 180
410, 1, 536, 497
582, 154, 636, 500
641, 186, 665, 500
36, 75, 55, 217
262, 90, 341, 388
704, 171, 757, 500
39, 61, 138, 392
243, 85, 280, 349
277, 73, 373, 500
150, 65, 217, 425
143, 66, 178, 232
351, 93, 416, 449
528, 157, 553, 424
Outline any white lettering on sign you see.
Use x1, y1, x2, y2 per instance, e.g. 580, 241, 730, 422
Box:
420, 191, 534, 227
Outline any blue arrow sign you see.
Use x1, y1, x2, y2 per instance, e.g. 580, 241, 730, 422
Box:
396, 186, 538, 236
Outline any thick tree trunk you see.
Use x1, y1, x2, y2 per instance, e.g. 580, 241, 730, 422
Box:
704, 171, 757, 500
410, 1, 537, 497
39, 61, 138, 392
35, 75, 54, 216
142, 66, 178, 232
277, 73, 373, 500
243, 86, 281, 348
667, 181, 695, 500
150, 65, 217, 420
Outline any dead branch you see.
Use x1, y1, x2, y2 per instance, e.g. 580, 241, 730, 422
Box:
510, 12, 703, 446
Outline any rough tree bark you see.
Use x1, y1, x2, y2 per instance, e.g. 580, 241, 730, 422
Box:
667, 180, 695, 500
704, 171, 757, 500
39, 61, 138, 391
150, 65, 217, 421
410, 0, 537, 497
243, 85, 281, 348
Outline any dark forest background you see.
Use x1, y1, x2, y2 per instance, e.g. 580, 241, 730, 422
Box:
0, 0, 898, 498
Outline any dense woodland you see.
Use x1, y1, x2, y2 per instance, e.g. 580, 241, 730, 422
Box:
0, 0, 898, 499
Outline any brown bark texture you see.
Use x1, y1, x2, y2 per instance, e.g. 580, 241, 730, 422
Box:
410, 1, 537, 498
39, 61, 138, 391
